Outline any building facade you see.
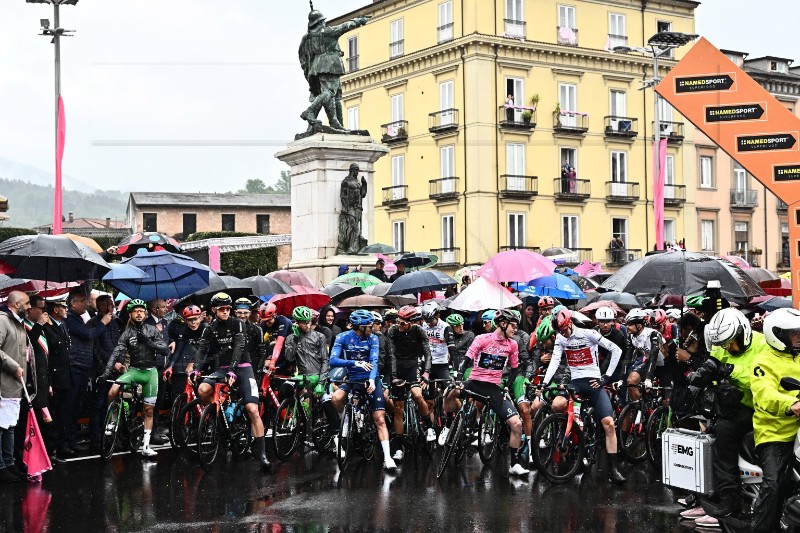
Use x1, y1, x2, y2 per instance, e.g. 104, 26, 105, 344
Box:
331, 0, 699, 270
34, 212, 129, 239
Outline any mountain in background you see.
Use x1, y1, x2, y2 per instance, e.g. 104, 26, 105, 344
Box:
0, 157, 96, 193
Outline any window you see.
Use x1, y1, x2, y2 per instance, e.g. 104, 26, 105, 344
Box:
441, 214, 455, 264
390, 19, 404, 58
657, 20, 672, 33
392, 220, 405, 253
664, 154, 676, 199
347, 36, 359, 72
505, 77, 524, 123
142, 213, 157, 232
609, 90, 626, 117
256, 214, 270, 235
700, 156, 713, 188
560, 147, 577, 170
701, 220, 715, 251
734, 221, 749, 251
508, 213, 526, 248
559, 83, 577, 127
558, 5, 577, 44
612, 218, 627, 244
733, 163, 748, 191
505, 0, 524, 38
347, 106, 359, 130
440, 80, 455, 125
506, 143, 525, 191
182, 213, 196, 237
438, 1, 454, 43
664, 219, 676, 246
221, 214, 235, 232
391, 155, 405, 200
608, 13, 626, 48
390, 93, 404, 123
562, 215, 579, 249
658, 99, 675, 133
440, 145, 456, 193
611, 151, 627, 196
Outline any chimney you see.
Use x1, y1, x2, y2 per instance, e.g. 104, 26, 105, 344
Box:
68, 212, 74, 223
105, 217, 111, 228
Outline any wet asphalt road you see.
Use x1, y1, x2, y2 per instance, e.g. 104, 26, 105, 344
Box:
1, 444, 713, 533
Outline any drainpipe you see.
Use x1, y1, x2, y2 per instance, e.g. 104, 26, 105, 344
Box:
462, 46, 469, 264
494, 44, 501, 253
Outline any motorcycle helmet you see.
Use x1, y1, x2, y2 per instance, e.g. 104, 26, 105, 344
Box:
763, 308, 800, 355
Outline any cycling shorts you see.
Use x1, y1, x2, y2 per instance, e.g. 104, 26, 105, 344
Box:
569, 378, 614, 421
203, 365, 260, 406
391, 366, 421, 400
279, 373, 324, 402
629, 361, 670, 386
510, 375, 530, 405
464, 379, 518, 422
117, 367, 159, 404
424, 363, 451, 400
339, 380, 386, 412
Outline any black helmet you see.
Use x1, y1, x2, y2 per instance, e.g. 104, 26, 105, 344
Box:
494, 309, 520, 325
308, 10, 326, 29
783, 495, 800, 527
210, 292, 233, 308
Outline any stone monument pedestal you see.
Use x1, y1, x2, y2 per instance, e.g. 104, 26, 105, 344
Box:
275, 133, 389, 286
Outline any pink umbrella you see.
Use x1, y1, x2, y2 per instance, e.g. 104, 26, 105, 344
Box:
477, 249, 556, 283
269, 285, 330, 315
266, 270, 318, 289
579, 300, 624, 317
448, 276, 522, 312
721, 255, 752, 269
22, 389, 51, 480
573, 260, 606, 277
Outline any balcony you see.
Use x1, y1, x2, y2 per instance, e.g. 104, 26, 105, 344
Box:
777, 251, 791, 270
728, 249, 760, 267
605, 181, 640, 203
431, 247, 460, 267
663, 184, 687, 206
382, 185, 408, 207
499, 246, 541, 253
604, 116, 638, 139
438, 23, 454, 43
654, 121, 685, 144
428, 109, 459, 134
390, 40, 404, 58
730, 188, 759, 209
606, 248, 642, 267
381, 120, 408, 144
429, 178, 460, 202
561, 248, 593, 267
347, 55, 359, 73
553, 111, 589, 135
504, 19, 526, 39
778, 200, 789, 213
499, 106, 536, 131
499, 175, 538, 199
608, 34, 628, 49
553, 178, 590, 201
556, 26, 579, 46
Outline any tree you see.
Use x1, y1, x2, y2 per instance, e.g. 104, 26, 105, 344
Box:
240, 179, 269, 194
238, 171, 291, 194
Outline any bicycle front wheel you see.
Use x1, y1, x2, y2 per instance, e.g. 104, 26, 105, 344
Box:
176, 399, 202, 458
617, 402, 647, 463
101, 399, 122, 460
169, 394, 188, 450
197, 404, 221, 471
361, 410, 377, 462
646, 405, 671, 470
534, 413, 584, 483
127, 400, 144, 454
478, 408, 499, 465
311, 399, 333, 453
436, 411, 463, 479
274, 397, 302, 461
337, 404, 354, 471
230, 400, 254, 459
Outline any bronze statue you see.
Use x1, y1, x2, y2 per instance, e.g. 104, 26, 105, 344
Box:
297, 2, 369, 139
337, 163, 368, 255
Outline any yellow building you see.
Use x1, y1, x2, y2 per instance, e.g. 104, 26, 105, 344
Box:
330, 0, 699, 270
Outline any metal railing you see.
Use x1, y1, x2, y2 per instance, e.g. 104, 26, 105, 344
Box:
605, 181, 640, 202
553, 111, 589, 133
381, 120, 409, 143
390, 40, 404, 58
728, 249, 760, 267
654, 121, 685, 142
663, 184, 687, 205
382, 185, 408, 206
498, 106, 536, 129
430, 247, 460, 266
730, 188, 759, 208
608, 34, 628, 49
504, 19, 526, 39
778, 200, 789, 212
553, 178, 590, 200
347, 55, 359, 73
428, 109, 459, 133
556, 26, 578, 46
603, 116, 637, 137
437, 23, 454, 43
606, 248, 641, 267
499, 246, 541, 253
561, 248, 593, 266
499, 175, 538, 198
429, 178, 460, 201
777, 251, 791, 269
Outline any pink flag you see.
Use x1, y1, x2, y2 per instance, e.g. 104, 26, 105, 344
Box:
23, 410, 52, 479
54, 96, 66, 235
653, 139, 668, 250
208, 245, 221, 272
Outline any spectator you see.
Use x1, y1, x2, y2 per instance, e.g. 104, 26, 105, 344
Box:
43, 300, 71, 461
337, 264, 349, 277
87, 295, 121, 452
84, 289, 101, 322
368, 259, 389, 283
610, 236, 625, 265
460, 275, 472, 293
568, 165, 577, 193
388, 262, 405, 282
144, 299, 171, 443
505, 94, 515, 122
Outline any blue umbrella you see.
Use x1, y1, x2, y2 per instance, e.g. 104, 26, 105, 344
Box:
102, 263, 148, 281
516, 273, 585, 300
106, 250, 211, 300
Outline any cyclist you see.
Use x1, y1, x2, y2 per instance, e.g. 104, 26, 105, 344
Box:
329, 310, 396, 472
543, 308, 626, 483
536, 297, 555, 328
508, 309, 535, 464
686, 294, 709, 320
259, 302, 294, 375
750, 308, 800, 533
164, 305, 207, 401
385, 305, 435, 460
421, 301, 457, 402
594, 307, 627, 383
624, 308, 664, 402
234, 298, 267, 369
476, 310, 496, 335
103, 299, 170, 458
371, 311, 394, 413
187, 293, 270, 472
383, 309, 399, 329
447, 313, 474, 372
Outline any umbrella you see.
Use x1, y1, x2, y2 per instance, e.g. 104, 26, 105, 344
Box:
101, 263, 148, 282
62, 233, 103, 253
478, 249, 556, 283
106, 250, 211, 300
720, 254, 752, 269
567, 275, 600, 293
597, 291, 642, 310
358, 243, 397, 254
759, 278, 792, 297
541, 247, 578, 263
336, 294, 393, 309
386, 269, 457, 295
0, 275, 79, 298
178, 271, 253, 307
269, 287, 330, 315
266, 270, 318, 289
454, 265, 481, 282
115, 232, 182, 257
579, 300, 625, 317
601, 251, 764, 303
780, 271, 792, 280
321, 282, 363, 303
331, 272, 382, 289
448, 276, 522, 312
219, 275, 244, 286
363, 282, 416, 307
242, 275, 295, 297
573, 260, 606, 277
394, 252, 434, 269
756, 296, 793, 312
745, 268, 779, 284
517, 273, 585, 300
0, 234, 110, 282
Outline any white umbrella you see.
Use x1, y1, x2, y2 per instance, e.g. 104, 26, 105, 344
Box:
447, 276, 522, 312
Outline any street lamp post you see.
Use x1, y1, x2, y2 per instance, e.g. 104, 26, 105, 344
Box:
615, 32, 696, 251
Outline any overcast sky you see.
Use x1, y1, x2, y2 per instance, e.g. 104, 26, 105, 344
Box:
0, 0, 797, 193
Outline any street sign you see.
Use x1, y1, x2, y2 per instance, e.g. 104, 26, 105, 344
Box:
655, 37, 800, 308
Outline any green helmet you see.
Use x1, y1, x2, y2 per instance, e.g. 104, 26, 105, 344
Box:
445, 313, 464, 327
535, 317, 555, 342
126, 299, 147, 313
686, 295, 707, 309
292, 306, 313, 322
510, 309, 522, 322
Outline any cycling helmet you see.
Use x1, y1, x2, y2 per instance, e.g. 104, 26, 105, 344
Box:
625, 308, 649, 325
552, 304, 565, 316
535, 316, 555, 342
210, 292, 232, 308
292, 306, 313, 323
421, 301, 442, 320
686, 294, 707, 309
258, 302, 277, 321
551, 308, 572, 333
181, 305, 202, 319
494, 309, 520, 325
650, 309, 667, 327
538, 296, 555, 309
445, 313, 464, 327
481, 310, 496, 323
371, 311, 384, 324
398, 305, 419, 322
383, 309, 398, 321
666, 309, 681, 320
705, 308, 752, 352
509, 309, 522, 323
349, 309, 374, 327
595, 306, 615, 322
126, 299, 147, 313
763, 308, 800, 355
310, 309, 320, 324
783, 494, 800, 527
234, 297, 253, 310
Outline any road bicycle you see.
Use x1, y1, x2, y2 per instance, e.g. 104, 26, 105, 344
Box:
101, 380, 146, 460
170, 377, 202, 457
436, 384, 488, 479
336, 380, 379, 472
273, 374, 333, 460
477, 387, 514, 465
196, 373, 253, 471
616, 383, 669, 463
393, 380, 436, 469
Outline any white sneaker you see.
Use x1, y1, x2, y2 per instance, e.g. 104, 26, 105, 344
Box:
392, 449, 404, 461
509, 463, 530, 476
484, 432, 494, 444
265, 428, 273, 438
383, 456, 397, 472
426, 428, 437, 442
538, 438, 547, 449
105, 422, 116, 436
140, 446, 158, 457
437, 427, 450, 446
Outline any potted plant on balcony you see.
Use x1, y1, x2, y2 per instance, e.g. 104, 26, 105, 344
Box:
529, 93, 539, 110
396, 126, 407, 138
521, 110, 533, 125
554, 103, 561, 127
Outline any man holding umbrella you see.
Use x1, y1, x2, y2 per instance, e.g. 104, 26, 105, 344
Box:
0, 292, 31, 482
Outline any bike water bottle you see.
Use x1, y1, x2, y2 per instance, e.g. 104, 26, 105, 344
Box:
123, 400, 130, 416
573, 401, 583, 429
301, 398, 311, 418
225, 404, 235, 423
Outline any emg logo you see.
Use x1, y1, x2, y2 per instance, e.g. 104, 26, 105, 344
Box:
671, 444, 694, 457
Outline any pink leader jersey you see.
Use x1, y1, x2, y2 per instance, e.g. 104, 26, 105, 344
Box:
465, 331, 519, 386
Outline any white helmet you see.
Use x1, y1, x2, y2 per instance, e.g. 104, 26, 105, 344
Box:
421, 300, 442, 320
595, 307, 615, 321
624, 308, 648, 325
763, 308, 800, 355
705, 308, 751, 353
666, 309, 681, 320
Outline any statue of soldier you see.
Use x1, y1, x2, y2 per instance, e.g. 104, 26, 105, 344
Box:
299, 4, 369, 132
337, 163, 368, 255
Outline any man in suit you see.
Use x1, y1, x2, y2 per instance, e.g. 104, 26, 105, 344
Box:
43, 300, 72, 460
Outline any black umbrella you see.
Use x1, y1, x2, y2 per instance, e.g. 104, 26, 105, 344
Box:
394, 252, 434, 269
364, 282, 417, 306
597, 291, 642, 310
320, 282, 363, 303
386, 269, 457, 295
176, 271, 253, 308
601, 251, 764, 303
358, 243, 397, 254
115, 232, 182, 257
242, 275, 294, 297
756, 296, 793, 312
0, 234, 110, 282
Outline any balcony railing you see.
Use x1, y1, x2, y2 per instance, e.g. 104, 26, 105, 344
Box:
431, 247, 460, 266
553, 178, 591, 201
561, 248, 593, 267
390, 40, 404, 58
605, 181, 640, 203
499, 246, 541, 253
428, 109, 459, 133
778, 200, 789, 212
347, 55, 359, 73
382, 185, 408, 206
556, 26, 578, 46
553, 111, 589, 134
777, 251, 791, 270
604, 116, 637, 138
504, 19, 526, 39
608, 34, 628, 49
606, 248, 642, 267
730, 188, 759, 208
728, 249, 760, 267
654, 121, 685, 143
663, 184, 687, 206
381, 120, 408, 144
429, 177, 460, 201
499, 175, 538, 198
438, 22, 454, 43
498, 106, 536, 130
